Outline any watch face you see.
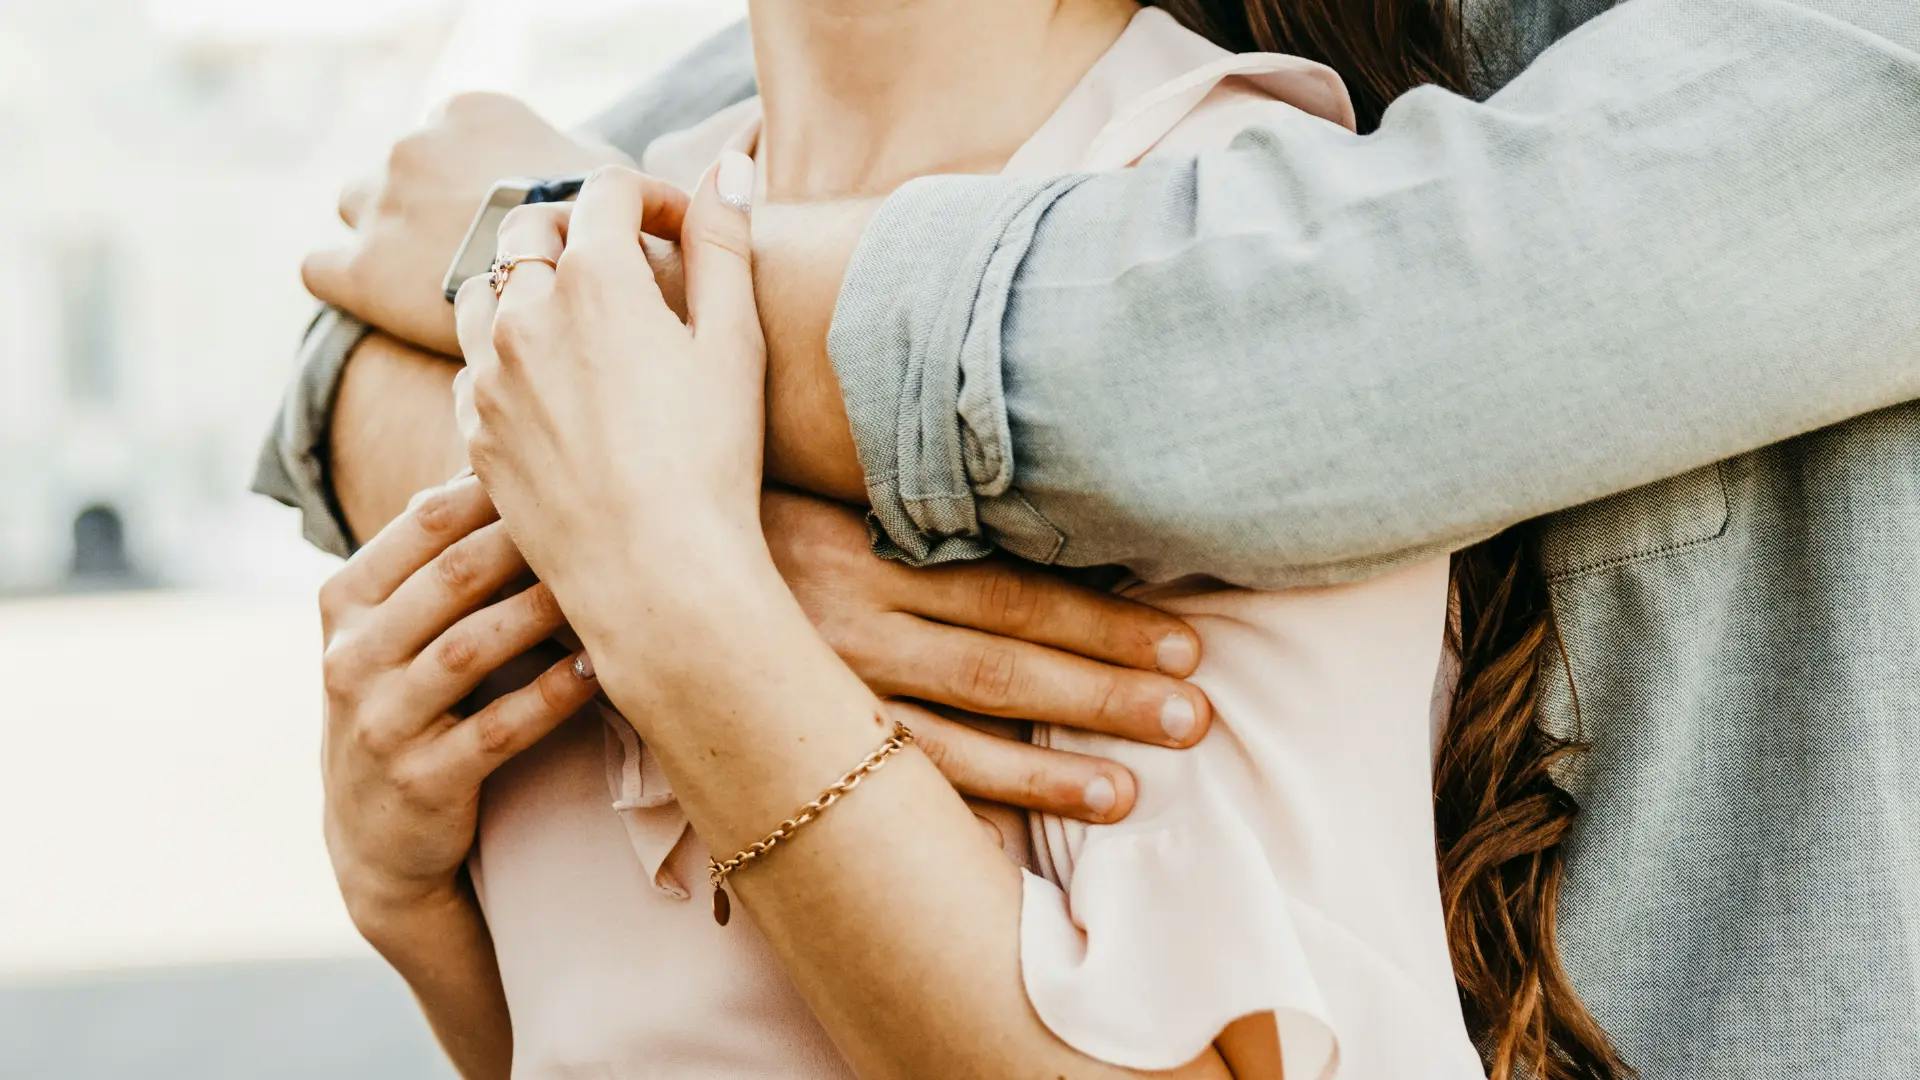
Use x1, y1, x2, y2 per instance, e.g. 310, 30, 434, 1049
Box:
442, 180, 537, 301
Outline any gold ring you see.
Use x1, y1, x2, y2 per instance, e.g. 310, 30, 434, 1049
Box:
487, 254, 558, 297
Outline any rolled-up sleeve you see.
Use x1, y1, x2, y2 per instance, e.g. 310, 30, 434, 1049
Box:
826, 0, 1920, 588
250, 307, 370, 558
828, 175, 1093, 567
251, 20, 757, 557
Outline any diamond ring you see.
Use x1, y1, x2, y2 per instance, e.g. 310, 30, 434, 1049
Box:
487, 254, 559, 297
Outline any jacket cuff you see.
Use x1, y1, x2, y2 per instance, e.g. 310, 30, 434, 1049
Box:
249, 307, 369, 558
826, 173, 1088, 566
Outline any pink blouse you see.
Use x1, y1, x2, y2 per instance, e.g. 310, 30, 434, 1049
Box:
470, 10, 1484, 1078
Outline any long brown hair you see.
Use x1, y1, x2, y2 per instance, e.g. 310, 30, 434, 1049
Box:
1148, 2, 1630, 1076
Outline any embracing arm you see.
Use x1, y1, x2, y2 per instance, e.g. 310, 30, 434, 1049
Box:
249, 21, 758, 552
796, 0, 1920, 587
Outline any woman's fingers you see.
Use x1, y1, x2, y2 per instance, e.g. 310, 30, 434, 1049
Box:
902, 558, 1202, 677
405, 581, 570, 716
489, 203, 568, 318
563, 166, 689, 296
453, 275, 499, 377
683, 151, 762, 350
430, 651, 601, 787
863, 619, 1211, 748
373, 519, 532, 661
886, 701, 1138, 824
328, 473, 497, 608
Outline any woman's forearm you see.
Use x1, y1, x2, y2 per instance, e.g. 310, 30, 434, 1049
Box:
576, 546, 1227, 1079
328, 333, 468, 543
350, 877, 513, 1080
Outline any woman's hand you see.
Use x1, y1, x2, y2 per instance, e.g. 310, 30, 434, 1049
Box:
303, 92, 635, 356
452, 161, 1212, 821
319, 471, 600, 926
452, 162, 760, 642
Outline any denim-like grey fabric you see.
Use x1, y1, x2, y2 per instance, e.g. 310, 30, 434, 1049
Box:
247, 21, 758, 557
825, 0, 1920, 1074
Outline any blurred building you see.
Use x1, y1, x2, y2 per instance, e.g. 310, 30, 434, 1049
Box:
0, 0, 740, 594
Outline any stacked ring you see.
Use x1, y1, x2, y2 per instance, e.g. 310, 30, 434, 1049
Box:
487, 254, 559, 297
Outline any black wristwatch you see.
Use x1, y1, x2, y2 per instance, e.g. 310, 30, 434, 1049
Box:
441, 175, 587, 302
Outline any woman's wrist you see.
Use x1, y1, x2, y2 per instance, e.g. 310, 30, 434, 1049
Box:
340, 867, 470, 950
559, 508, 796, 685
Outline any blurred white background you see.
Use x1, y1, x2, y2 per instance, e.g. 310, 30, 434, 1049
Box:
0, 1, 741, 1074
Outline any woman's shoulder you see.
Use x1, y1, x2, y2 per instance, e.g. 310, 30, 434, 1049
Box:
1076, 10, 1359, 171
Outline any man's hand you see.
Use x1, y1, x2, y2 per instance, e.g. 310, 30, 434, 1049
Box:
763, 490, 1209, 823
303, 92, 634, 355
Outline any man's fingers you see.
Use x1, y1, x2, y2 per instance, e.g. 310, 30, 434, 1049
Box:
405, 581, 570, 716
329, 473, 496, 607
889, 701, 1138, 824
299, 246, 355, 309
433, 651, 600, 786
864, 620, 1211, 748
684, 151, 762, 352
374, 519, 531, 661
904, 558, 1202, 676
337, 175, 376, 227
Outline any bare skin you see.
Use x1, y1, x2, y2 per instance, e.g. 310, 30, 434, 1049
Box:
452, 155, 1259, 1075
302, 3, 1249, 1072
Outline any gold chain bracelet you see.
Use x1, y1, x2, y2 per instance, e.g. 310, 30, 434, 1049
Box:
706, 719, 915, 926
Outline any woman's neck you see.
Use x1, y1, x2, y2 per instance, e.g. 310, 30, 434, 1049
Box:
749, 0, 1139, 200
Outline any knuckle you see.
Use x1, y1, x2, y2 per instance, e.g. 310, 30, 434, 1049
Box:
469, 369, 504, 420
1021, 765, 1057, 808
497, 204, 536, 235
319, 638, 364, 696
432, 542, 479, 592
977, 569, 1041, 630
469, 708, 518, 757
441, 90, 504, 121
913, 724, 954, 774
348, 713, 401, 758
585, 163, 640, 191
490, 309, 537, 363
387, 758, 435, 804
385, 132, 428, 172
694, 220, 753, 264
410, 487, 460, 539
531, 669, 576, 719
317, 574, 354, 625
522, 582, 563, 627
431, 630, 480, 677
957, 642, 1020, 707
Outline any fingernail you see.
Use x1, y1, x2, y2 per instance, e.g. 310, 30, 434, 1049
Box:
1155, 631, 1198, 675
1160, 694, 1198, 743
715, 151, 753, 214
571, 653, 596, 681
451, 465, 475, 481
1082, 775, 1117, 816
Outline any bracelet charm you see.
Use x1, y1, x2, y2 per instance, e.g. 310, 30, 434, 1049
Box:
707, 719, 915, 927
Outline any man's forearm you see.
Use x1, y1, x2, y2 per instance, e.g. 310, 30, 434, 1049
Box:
329, 333, 466, 543
825, 0, 1920, 587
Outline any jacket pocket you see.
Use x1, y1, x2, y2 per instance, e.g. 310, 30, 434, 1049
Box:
1538, 461, 1731, 581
